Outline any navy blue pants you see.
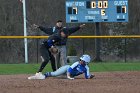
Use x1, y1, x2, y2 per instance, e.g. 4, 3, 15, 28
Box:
38, 45, 56, 72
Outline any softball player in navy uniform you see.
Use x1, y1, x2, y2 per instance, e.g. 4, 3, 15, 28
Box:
35, 30, 68, 76
33, 20, 63, 72
28, 55, 94, 80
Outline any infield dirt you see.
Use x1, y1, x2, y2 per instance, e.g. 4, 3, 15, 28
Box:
0, 71, 140, 93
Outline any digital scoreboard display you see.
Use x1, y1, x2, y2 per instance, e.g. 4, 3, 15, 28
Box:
66, 0, 128, 23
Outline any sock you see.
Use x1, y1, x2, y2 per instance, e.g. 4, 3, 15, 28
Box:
44, 72, 51, 78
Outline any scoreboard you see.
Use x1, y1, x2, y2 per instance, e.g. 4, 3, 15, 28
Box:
65, 0, 129, 23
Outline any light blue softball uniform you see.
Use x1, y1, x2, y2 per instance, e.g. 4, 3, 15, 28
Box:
44, 61, 91, 79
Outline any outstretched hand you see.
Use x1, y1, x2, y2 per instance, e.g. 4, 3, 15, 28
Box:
33, 24, 39, 29
80, 24, 85, 28
89, 74, 95, 79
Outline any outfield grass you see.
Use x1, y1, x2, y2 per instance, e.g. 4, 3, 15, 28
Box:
0, 62, 140, 75
89, 62, 140, 72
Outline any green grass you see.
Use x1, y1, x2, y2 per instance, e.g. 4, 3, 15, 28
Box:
0, 62, 140, 75
89, 62, 140, 72
0, 64, 52, 75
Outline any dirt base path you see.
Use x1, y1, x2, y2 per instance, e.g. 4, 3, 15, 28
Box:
0, 71, 140, 93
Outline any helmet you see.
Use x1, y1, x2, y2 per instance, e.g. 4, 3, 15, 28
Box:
80, 55, 91, 64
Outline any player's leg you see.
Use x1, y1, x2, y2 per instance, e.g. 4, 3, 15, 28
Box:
37, 45, 50, 73
28, 65, 70, 80
49, 53, 56, 71
28, 45, 50, 80
55, 46, 61, 69
60, 46, 67, 66
44, 65, 70, 77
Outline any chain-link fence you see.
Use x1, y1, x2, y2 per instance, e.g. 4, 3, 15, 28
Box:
0, 37, 139, 64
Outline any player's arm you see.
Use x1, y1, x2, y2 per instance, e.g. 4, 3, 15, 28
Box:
38, 26, 54, 35
47, 36, 61, 54
67, 62, 79, 80
47, 36, 61, 47
67, 24, 85, 35
84, 65, 94, 79
33, 24, 53, 35
47, 39, 55, 48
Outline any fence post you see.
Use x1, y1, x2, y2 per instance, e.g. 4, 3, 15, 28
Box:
94, 22, 102, 62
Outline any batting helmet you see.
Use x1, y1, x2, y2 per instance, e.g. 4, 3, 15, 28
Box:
80, 54, 91, 64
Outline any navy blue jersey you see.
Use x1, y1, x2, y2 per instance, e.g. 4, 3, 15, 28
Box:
42, 34, 61, 48
67, 62, 90, 79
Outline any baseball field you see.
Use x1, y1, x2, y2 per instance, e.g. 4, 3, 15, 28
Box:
0, 62, 140, 93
